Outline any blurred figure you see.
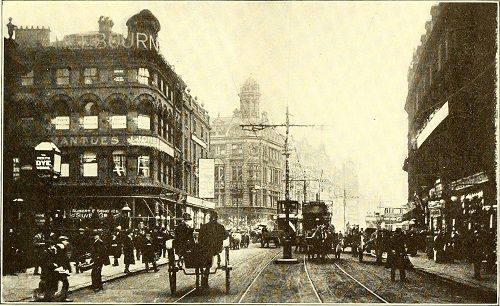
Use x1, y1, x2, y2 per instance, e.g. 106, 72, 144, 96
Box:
142, 232, 159, 272
174, 213, 195, 258
389, 228, 407, 282
198, 211, 227, 290
122, 229, 135, 274
91, 230, 109, 292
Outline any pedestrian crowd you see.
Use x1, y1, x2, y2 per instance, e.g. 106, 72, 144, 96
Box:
347, 224, 497, 281
4, 224, 173, 302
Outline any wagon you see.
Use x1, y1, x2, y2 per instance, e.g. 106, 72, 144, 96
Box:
165, 239, 232, 294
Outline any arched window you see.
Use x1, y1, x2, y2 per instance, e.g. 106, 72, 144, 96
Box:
109, 98, 127, 129
83, 101, 99, 129
137, 67, 150, 85
51, 98, 71, 130
112, 150, 126, 176
137, 99, 153, 131
81, 151, 98, 177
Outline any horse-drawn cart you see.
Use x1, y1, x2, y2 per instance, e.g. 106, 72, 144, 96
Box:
166, 239, 232, 294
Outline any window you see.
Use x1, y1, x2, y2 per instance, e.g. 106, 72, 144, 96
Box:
112, 150, 126, 176
111, 115, 127, 129
84, 68, 98, 84
82, 101, 99, 129
215, 166, 225, 187
232, 165, 243, 182
220, 145, 226, 155
113, 68, 125, 82
81, 152, 98, 177
152, 73, 158, 87
56, 68, 70, 85
137, 155, 150, 177
52, 116, 70, 130
60, 163, 69, 177
137, 68, 150, 85
21, 70, 34, 86
201, 126, 204, 140
193, 119, 197, 134
137, 114, 151, 130
13, 157, 20, 181
215, 145, 220, 155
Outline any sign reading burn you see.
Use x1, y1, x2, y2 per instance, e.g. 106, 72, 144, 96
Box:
63, 32, 160, 52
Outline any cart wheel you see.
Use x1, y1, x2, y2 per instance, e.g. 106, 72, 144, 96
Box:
225, 268, 230, 294
169, 270, 176, 294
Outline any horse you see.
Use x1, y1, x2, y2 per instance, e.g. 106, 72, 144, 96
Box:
230, 232, 241, 250
240, 232, 250, 248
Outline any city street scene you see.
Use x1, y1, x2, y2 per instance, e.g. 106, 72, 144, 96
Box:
2, 1, 498, 304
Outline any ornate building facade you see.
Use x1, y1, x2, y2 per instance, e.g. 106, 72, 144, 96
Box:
5, 10, 213, 231
210, 78, 284, 229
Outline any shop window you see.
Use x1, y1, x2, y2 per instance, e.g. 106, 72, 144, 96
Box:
21, 70, 34, 86
137, 114, 151, 130
137, 67, 150, 85
112, 150, 126, 176
84, 68, 98, 84
13, 157, 20, 180
152, 73, 158, 87
137, 155, 150, 177
56, 68, 70, 85
81, 152, 98, 177
113, 68, 125, 82
60, 163, 69, 177
52, 116, 70, 130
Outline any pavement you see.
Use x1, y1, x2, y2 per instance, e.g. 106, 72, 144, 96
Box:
408, 252, 497, 294
364, 249, 496, 294
1, 255, 169, 302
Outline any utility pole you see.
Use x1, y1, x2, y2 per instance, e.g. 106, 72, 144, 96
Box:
241, 106, 321, 263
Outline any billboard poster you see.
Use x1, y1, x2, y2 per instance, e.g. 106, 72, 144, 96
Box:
199, 158, 215, 198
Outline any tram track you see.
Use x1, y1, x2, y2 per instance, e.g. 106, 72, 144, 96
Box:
237, 251, 281, 303
172, 248, 281, 303
328, 255, 389, 303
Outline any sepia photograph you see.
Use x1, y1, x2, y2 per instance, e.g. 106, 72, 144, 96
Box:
1, 1, 498, 303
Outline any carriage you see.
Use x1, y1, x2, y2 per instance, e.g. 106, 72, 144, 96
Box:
165, 238, 232, 294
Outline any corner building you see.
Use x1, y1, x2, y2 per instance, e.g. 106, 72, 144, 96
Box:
210, 78, 285, 229
404, 4, 497, 233
10, 10, 213, 230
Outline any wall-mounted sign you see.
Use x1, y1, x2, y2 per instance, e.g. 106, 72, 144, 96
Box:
50, 135, 174, 157
198, 158, 215, 198
416, 102, 449, 148
62, 32, 160, 52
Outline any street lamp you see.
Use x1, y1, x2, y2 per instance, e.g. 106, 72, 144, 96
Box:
34, 141, 61, 227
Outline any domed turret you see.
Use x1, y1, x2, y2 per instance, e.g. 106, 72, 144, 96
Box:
126, 9, 161, 42
239, 76, 261, 119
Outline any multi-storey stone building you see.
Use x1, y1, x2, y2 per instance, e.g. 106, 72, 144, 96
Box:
404, 3, 497, 233
5, 10, 213, 231
210, 78, 284, 228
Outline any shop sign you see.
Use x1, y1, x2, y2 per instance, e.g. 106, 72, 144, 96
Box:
50, 135, 174, 157
69, 208, 120, 219
35, 153, 52, 171
62, 32, 160, 52
198, 159, 214, 198
450, 172, 489, 191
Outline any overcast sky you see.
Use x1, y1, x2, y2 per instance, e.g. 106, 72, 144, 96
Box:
3, 1, 435, 210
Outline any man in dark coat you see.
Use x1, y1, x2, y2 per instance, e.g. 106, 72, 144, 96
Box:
142, 232, 159, 272
91, 230, 109, 292
198, 212, 227, 289
174, 213, 195, 258
53, 237, 72, 301
122, 230, 135, 273
33, 230, 46, 275
389, 228, 407, 282
72, 228, 86, 273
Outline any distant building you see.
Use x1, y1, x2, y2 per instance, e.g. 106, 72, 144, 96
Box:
5, 10, 213, 231
404, 3, 497, 233
210, 77, 285, 228
364, 206, 407, 231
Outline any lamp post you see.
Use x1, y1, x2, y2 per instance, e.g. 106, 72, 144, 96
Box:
34, 141, 61, 228
122, 204, 131, 229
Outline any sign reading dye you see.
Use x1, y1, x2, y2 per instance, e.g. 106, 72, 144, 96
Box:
35, 153, 52, 171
